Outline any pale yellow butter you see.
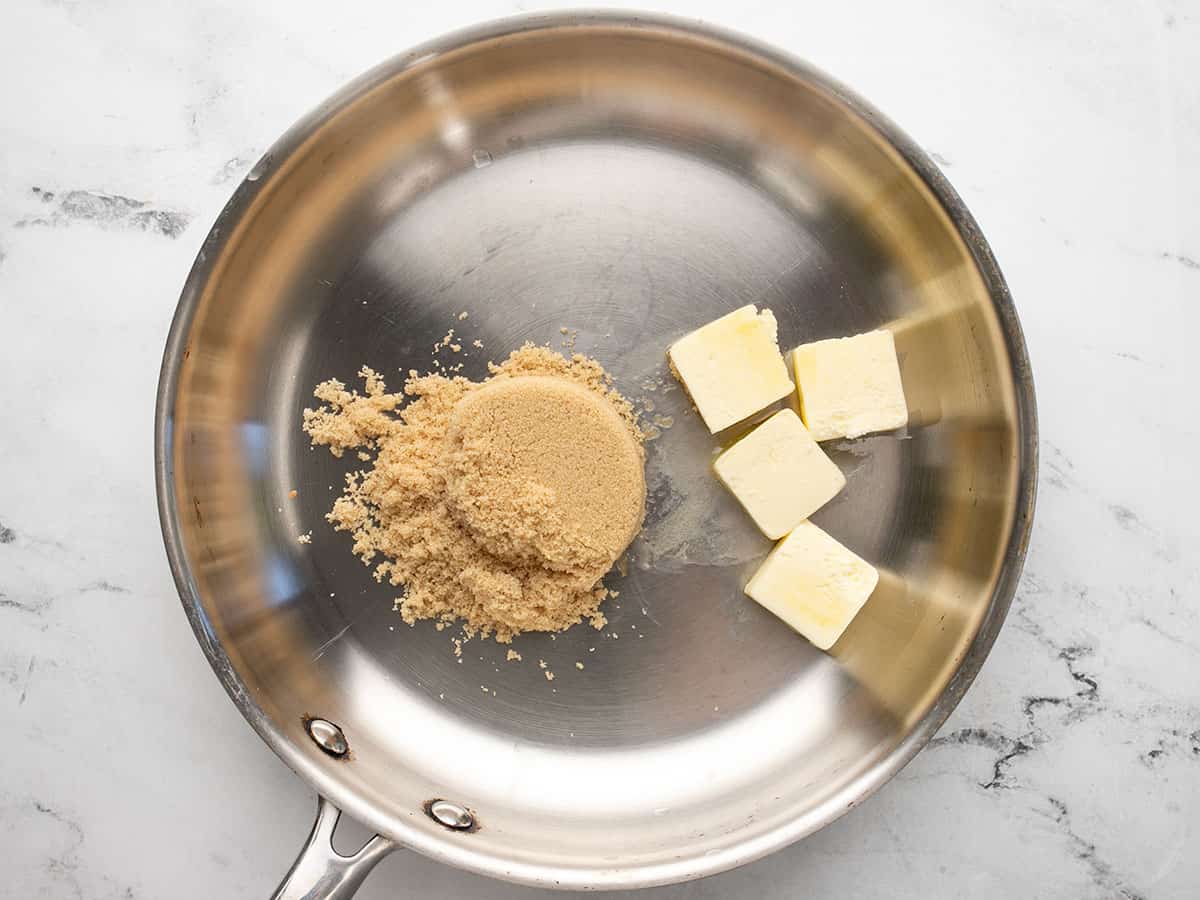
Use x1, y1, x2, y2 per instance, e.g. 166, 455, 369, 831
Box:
713, 409, 846, 539
745, 521, 879, 650
791, 329, 907, 441
668, 305, 794, 433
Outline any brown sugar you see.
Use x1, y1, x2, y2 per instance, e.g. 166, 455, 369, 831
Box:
445, 375, 644, 575
302, 344, 645, 641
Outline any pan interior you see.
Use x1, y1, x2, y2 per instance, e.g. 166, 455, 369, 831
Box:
164, 19, 1027, 889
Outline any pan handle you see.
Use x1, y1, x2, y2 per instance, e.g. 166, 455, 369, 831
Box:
271, 796, 396, 900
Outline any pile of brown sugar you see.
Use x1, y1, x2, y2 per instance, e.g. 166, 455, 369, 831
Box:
302, 344, 646, 641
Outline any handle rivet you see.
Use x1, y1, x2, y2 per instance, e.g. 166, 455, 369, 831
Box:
305, 717, 349, 757
427, 799, 475, 831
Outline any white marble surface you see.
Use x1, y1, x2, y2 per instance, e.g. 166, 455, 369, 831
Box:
2, 0, 1197, 897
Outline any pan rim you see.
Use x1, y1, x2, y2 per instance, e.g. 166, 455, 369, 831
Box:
154, 9, 1038, 890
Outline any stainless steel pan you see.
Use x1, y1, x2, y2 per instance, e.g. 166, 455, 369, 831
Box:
155, 13, 1037, 897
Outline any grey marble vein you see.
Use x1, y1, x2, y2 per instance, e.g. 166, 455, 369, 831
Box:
1161, 252, 1199, 271
17, 187, 190, 238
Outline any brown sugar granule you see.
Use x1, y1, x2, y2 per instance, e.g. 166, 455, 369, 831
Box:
301, 367, 401, 459
302, 343, 645, 641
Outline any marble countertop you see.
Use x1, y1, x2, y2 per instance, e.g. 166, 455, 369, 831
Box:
2, 1, 1197, 897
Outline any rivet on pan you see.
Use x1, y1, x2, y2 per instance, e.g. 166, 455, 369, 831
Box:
427, 799, 475, 831
305, 717, 349, 757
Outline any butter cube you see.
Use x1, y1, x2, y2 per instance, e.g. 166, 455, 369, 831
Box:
714, 409, 846, 539
791, 329, 907, 441
745, 521, 879, 650
668, 305, 794, 432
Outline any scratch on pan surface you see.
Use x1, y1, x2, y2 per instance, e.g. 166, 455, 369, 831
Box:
311, 625, 352, 661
